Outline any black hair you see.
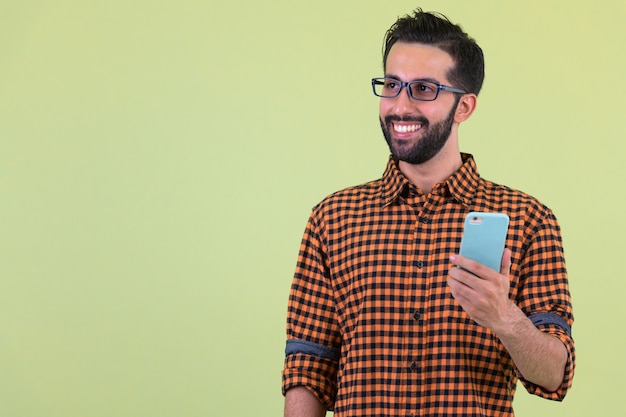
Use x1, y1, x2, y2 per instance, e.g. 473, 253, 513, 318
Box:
382, 9, 485, 95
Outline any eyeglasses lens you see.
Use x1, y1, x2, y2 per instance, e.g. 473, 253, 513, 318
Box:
409, 81, 437, 100
374, 79, 438, 101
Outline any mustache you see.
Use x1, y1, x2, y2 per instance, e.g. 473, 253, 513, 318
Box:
383, 115, 429, 126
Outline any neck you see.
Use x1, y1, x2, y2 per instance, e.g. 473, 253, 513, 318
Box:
398, 134, 462, 194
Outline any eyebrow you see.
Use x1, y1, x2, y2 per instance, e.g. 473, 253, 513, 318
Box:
384, 74, 442, 84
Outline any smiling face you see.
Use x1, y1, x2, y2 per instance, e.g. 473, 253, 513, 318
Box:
379, 42, 462, 165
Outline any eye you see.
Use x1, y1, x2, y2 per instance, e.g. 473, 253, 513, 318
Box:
384, 79, 399, 90
415, 82, 435, 93
410, 81, 438, 99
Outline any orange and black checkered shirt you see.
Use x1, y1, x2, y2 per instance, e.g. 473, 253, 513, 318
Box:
282, 154, 575, 417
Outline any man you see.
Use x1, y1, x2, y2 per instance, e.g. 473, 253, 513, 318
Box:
282, 9, 575, 417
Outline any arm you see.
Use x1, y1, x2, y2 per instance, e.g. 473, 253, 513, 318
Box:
282, 211, 340, 410
448, 249, 567, 391
284, 387, 327, 417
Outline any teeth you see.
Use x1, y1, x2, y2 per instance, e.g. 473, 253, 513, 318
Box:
394, 123, 422, 133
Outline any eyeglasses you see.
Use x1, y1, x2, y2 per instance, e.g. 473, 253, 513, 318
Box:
371, 77, 467, 101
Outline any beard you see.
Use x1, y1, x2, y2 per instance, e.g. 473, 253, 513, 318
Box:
380, 101, 457, 165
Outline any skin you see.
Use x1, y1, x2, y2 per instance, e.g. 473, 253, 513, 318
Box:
284, 387, 326, 417
284, 41, 567, 416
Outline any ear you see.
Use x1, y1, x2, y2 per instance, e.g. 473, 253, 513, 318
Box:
454, 94, 477, 124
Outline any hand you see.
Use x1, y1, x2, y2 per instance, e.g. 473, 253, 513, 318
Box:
447, 249, 514, 333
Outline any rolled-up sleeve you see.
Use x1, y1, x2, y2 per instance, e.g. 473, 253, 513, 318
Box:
516, 211, 575, 400
282, 211, 341, 410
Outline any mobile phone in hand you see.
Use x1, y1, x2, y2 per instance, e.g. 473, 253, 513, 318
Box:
459, 212, 509, 271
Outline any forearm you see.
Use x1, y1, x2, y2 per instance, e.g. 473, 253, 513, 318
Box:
284, 386, 327, 417
495, 302, 567, 392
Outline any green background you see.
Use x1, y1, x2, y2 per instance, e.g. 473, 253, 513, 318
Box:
1, 0, 624, 415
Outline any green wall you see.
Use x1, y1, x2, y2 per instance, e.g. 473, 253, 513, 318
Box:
1, 0, 624, 415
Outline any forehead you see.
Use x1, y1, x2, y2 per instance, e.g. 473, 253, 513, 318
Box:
385, 42, 454, 83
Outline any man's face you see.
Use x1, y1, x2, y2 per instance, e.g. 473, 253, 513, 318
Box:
379, 42, 460, 165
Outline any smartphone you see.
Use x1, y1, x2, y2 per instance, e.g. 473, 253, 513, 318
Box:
459, 212, 509, 271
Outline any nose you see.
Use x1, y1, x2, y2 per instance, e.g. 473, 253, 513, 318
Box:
389, 85, 416, 114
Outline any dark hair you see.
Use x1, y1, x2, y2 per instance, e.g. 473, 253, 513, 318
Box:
382, 9, 485, 95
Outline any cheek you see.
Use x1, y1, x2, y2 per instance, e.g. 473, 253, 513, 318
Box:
379, 100, 391, 117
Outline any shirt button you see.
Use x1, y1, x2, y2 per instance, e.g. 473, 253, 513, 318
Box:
416, 261, 425, 268
409, 362, 419, 372
419, 217, 430, 224
413, 311, 421, 321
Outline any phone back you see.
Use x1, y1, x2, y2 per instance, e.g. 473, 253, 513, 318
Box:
459, 212, 509, 271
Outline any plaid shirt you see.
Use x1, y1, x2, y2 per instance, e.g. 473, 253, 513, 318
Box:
282, 154, 575, 417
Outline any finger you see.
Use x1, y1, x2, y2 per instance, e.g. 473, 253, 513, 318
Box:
450, 254, 488, 280
499, 248, 512, 276
448, 262, 483, 291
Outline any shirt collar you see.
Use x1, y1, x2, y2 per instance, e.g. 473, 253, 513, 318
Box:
380, 153, 480, 208
445, 153, 480, 208
381, 156, 410, 207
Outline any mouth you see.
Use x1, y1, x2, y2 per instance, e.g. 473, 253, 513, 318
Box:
392, 122, 423, 133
